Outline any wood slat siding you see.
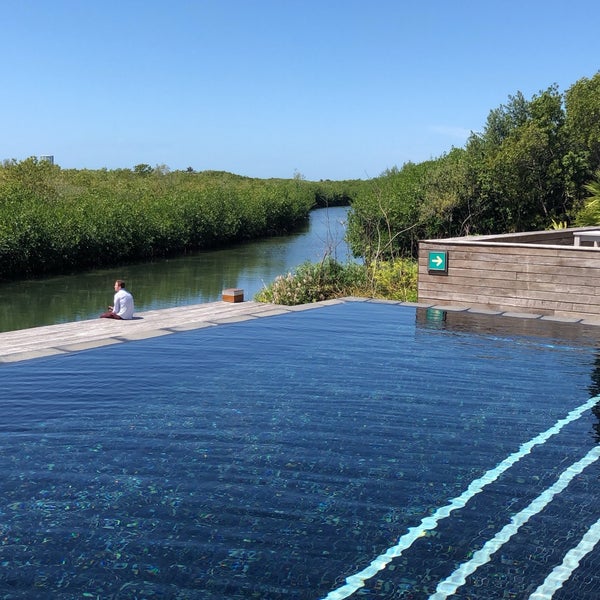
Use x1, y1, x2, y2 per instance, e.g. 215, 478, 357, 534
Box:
418, 227, 600, 319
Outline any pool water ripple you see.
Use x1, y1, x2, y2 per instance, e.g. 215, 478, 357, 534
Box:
0, 302, 599, 599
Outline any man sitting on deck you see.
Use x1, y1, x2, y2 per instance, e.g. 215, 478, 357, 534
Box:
99, 280, 134, 320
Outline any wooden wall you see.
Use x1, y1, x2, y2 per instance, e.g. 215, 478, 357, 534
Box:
417, 228, 600, 320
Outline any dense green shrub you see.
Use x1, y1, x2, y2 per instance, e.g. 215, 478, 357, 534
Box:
255, 258, 367, 304
0, 161, 361, 280
254, 257, 418, 305
368, 259, 418, 301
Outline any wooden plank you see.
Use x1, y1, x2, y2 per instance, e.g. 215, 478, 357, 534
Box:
419, 280, 600, 304
419, 273, 600, 298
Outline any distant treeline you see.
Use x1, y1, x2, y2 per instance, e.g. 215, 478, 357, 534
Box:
0, 163, 366, 280
346, 72, 600, 262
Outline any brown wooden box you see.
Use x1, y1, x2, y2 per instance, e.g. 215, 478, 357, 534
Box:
222, 288, 244, 303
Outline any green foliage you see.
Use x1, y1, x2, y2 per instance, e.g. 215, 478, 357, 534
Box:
564, 73, 600, 176
368, 259, 418, 302
575, 171, 600, 226
548, 218, 568, 230
0, 161, 364, 280
564, 72, 600, 218
309, 178, 370, 208
418, 148, 475, 237
346, 162, 430, 262
254, 257, 418, 305
464, 85, 571, 233
255, 258, 367, 305
0, 156, 61, 204
133, 163, 153, 175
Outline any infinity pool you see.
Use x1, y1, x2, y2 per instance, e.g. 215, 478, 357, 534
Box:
1, 301, 599, 599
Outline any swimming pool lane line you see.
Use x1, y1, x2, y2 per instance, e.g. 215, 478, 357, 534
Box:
528, 516, 600, 600
429, 445, 600, 599
320, 395, 600, 600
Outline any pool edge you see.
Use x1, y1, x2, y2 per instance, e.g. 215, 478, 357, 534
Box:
3, 297, 600, 364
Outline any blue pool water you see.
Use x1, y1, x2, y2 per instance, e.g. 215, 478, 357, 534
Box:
1, 301, 600, 599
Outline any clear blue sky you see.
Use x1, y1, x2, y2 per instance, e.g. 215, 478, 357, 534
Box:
2, 0, 599, 180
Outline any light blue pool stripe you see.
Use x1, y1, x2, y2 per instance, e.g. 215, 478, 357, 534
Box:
429, 445, 600, 599
321, 395, 600, 600
529, 516, 600, 600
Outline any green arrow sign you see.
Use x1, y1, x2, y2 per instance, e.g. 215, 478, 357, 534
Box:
428, 251, 447, 273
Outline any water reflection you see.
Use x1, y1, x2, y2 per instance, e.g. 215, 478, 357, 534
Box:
0, 207, 353, 333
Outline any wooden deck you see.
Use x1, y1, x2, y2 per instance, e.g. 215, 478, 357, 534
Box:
0, 299, 341, 364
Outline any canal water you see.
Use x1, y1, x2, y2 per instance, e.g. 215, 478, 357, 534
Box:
0, 206, 353, 333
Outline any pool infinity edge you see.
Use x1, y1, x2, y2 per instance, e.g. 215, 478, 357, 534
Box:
3, 297, 600, 365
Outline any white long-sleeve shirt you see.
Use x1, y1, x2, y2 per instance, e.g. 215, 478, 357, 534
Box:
113, 288, 134, 319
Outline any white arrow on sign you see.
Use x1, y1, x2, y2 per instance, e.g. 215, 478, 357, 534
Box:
432, 255, 443, 266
